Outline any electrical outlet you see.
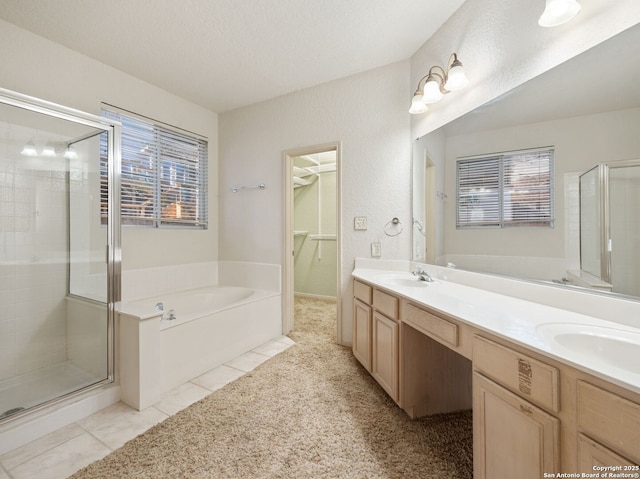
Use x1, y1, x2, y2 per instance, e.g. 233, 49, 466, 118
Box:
354, 216, 367, 230
371, 242, 381, 257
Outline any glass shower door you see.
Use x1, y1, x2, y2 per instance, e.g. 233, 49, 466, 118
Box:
0, 91, 118, 421
608, 162, 640, 297
579, 165, 602, 278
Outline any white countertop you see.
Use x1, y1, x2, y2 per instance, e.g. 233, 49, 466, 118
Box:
352, 262, 640, 395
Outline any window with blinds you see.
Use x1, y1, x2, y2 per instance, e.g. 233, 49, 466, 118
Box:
100, 106, 208, 228
456, 147, 554, 228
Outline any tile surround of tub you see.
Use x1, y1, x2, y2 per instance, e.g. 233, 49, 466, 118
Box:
120, 261, 281, 302
120, 261, 218, 301
218, 261, 281, 292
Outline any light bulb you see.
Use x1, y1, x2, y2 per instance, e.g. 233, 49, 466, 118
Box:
538, 0, 582, 27
64, 147, 78, 159
409, 93, 428, 114
423, 77, 444, 103
42, 142, 56, 157
21, 141, 38, 156
445, 63, 469, 91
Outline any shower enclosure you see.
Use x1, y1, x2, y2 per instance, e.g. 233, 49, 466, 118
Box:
0, 88, 120, 422
579, 160, 640, 297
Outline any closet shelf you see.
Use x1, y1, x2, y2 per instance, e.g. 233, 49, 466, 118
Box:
293, 176, 312, 187
309, 234, 336, 241
293, 162, 336, 189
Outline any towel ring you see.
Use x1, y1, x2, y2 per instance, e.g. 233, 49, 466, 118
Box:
384, 217, 403, 237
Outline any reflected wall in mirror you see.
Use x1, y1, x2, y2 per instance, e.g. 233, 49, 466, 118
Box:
412, 22, 640, 300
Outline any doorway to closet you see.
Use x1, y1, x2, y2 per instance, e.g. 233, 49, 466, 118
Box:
284, 144, 341, 342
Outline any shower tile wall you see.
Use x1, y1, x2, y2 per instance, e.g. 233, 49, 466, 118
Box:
0, 144, 68, 382
564, 172, 580, 272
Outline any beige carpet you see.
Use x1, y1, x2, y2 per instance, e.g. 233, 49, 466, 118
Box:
71, 297, 472, 479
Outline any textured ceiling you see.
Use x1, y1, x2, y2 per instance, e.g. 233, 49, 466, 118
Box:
0, 0, 466, 112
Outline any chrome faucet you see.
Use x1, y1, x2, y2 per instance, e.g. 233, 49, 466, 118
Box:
412, 268, 434, 282
155, 302, 164, 311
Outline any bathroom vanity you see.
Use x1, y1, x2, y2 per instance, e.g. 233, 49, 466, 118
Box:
352, 262, 640, 478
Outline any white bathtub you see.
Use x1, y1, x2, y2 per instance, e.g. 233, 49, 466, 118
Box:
131, 286, 270, 327
117, 285, 282, 410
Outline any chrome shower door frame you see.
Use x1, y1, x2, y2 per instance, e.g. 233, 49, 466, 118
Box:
0, 87, 121, 414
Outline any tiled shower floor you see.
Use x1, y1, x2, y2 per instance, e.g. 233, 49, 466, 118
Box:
0, 335, 294, 479
0, 363, 100, 420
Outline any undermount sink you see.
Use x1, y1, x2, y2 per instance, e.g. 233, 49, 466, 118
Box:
535, 323, 640, 373
373, 273, 430, 288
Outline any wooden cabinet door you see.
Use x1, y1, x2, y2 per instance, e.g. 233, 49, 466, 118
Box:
372, 311, 399, 402
474, 372, 559, 479
353, 299, 372, 371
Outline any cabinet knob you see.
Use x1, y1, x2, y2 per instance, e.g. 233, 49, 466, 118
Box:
520, 404, 534, 415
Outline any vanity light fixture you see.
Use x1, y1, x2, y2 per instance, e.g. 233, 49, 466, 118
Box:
409, 53, 469, 115
20, 139, 38, 156
64, 146, 78, 159
21, 139, 64, 157
538, 0, 582, 27
41, 141, 57, 157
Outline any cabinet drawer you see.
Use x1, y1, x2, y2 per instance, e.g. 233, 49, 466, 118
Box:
577, 381, 640, 463
578, 434, 636, 470
353, 280, 372, 304
404, 303, 458, 347
373, 289, 399, 320
473, 336, 559, 413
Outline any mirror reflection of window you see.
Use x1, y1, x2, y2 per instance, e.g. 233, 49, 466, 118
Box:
456, 148, 554, 229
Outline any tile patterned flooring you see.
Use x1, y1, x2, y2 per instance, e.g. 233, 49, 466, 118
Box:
0, 336, 295, 479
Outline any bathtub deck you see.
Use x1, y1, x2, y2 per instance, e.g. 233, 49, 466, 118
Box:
0, 335, 294, 479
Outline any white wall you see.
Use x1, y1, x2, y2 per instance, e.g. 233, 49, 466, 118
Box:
0, 19, 219, 272
219, 62, 412, 343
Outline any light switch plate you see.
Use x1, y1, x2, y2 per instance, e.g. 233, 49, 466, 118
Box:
354, 216, 367, 230
371, 242, 381, 257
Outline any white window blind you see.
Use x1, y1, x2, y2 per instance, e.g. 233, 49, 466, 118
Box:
100, 106, 208, 228
456, 148, 554, 228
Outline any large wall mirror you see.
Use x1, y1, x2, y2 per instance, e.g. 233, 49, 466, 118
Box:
412, 22, 640, 300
